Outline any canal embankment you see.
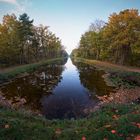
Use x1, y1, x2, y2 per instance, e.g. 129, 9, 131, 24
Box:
0, 57, 67, 85
73, 57, 140, 106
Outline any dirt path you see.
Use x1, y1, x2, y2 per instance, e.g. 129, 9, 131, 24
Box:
0, 58, 63, 74
95, 60, 140, 73
80, 58, 140, 73
0, 64, 29, 73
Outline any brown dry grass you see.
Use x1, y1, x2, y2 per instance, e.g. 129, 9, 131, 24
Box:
98, 87, 140, 104
78, 58, 140, 73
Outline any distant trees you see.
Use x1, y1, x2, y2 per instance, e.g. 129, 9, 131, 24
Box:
0, 13, 67, 67
72, 20, 105, 60
72, 9, 140, 66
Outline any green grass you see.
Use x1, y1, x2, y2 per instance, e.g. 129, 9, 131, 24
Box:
0, 57, 66, 84
0, 104, 139, 140
108, 71, 140, 88
0, 57, 140, 139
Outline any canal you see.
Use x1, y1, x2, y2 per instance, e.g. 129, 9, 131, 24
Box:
0, 58, 113, 119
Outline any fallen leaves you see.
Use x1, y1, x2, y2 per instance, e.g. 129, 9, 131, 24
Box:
136, 123, 140, 128
103, 138, 108, 140
112, 115, 119, 120
81, 136, 86, 140
97, 87, 140, 105
118, 133, 124, 137
135, 135, 140, 140
111, 130, 117, 134
131, 122, 140, 128
4, 124, 10, 129
131, 111, 139, 114
104, 124, 111, 128
55, 128, 62, 135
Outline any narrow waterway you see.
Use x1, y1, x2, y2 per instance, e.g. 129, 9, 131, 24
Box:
0, 58, 113, 119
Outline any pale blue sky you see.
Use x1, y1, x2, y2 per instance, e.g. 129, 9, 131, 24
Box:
0, 0, 140, 53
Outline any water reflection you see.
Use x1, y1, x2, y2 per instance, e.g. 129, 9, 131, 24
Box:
0, 59, 67, 111
72, 61, 113, 97
41, 59, 96, 119
0, 58, 113, 119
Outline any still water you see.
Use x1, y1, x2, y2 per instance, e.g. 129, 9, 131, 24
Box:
0, 58, 113, 119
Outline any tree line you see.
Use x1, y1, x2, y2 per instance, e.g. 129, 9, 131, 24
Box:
71, 9, 140, 66
0, 13, 67, 67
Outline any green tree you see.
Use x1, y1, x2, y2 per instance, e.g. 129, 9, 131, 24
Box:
103, 9, 140, 65
0, 13, 67, 67
77, 20, 105, 59
73, 9, 140, 66
18, 13, 34, 64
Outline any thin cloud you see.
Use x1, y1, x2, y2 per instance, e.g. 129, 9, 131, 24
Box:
0, 0, 32, 14
0, 0, 17, 5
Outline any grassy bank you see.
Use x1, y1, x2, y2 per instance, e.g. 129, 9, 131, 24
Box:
0, 57, 140, 140
0, 57, 66, 84
73, 57, 140, 88
0, 104, 140, 140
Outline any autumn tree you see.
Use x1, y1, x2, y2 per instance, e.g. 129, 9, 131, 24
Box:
103, 9, 140, 65
0, 13, 67, 67
72, 9, 140, 66
0, 14, 20, 65
76, 20, 105, 59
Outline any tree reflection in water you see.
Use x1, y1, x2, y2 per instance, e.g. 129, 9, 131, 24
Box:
72, 61, 113, 98
0, 58, 68, 111
0, 58, 114, 119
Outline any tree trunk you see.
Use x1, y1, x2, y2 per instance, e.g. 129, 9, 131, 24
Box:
117, 45, 132, 65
